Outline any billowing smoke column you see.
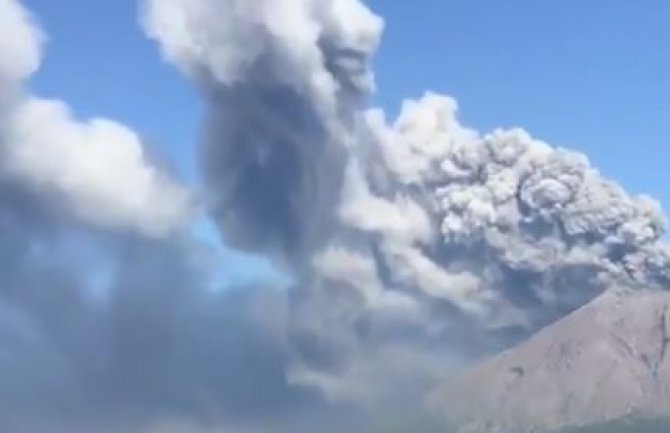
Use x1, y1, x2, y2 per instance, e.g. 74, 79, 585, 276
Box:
360, 94, 669, 322
146, 0, 670, 405
144, 0, 383, 261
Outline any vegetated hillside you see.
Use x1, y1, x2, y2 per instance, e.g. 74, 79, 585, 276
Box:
431, 290, 670, 433
559, 417, 670, 433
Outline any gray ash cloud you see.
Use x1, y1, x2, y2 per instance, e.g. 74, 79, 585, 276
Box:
145, 0, 670, 405
0, 0, 666, 431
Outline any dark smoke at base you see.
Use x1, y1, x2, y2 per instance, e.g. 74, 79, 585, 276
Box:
201, 80, 346, 264
0, 193, 446, 433
0, 183, 319, 432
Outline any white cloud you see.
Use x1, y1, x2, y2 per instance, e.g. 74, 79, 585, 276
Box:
0, 0, 192, 237
0, 0, 42, 83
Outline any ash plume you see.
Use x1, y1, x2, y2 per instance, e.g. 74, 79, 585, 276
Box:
0, 0, 667, 431
145, 0, 670, 406
143, 0, 383, 261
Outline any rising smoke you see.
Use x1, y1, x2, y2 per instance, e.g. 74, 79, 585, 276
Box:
0, 0, 667, 431
145, 0, 670, 404
144, 0, 384, 263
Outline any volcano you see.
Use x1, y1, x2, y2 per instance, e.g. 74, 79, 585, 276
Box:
432, 290, 670, 432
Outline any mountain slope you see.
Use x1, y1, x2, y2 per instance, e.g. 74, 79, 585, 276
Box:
431, 290, 670, 433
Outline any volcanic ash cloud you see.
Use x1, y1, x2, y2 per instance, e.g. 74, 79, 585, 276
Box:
145, 0, 670, 405
0, 0, 667, 431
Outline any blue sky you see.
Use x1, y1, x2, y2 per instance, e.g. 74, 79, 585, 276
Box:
23, 0, 670, 214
